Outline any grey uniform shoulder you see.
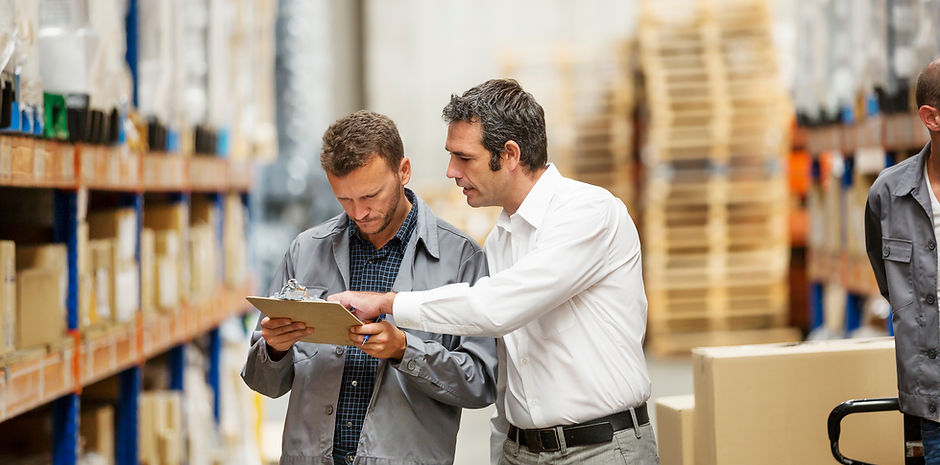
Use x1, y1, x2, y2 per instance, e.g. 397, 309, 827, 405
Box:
432, 216, 483, 253
869, 156, 917, 198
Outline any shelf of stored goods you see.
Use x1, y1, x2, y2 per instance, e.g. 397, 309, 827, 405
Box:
804, 103, 922, 338
0, 133, 255, 465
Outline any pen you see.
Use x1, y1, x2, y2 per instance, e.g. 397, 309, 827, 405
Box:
361, 313, 387, 345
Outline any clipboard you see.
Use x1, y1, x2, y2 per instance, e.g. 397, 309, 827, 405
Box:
246, 296, 364, 346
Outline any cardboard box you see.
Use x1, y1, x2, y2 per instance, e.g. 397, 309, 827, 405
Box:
693, 338, 902, 465
189, 225, 217, 299
0, 241, 14, 354
141, 228, 155, 314
112, 261, 139, 323
154, 229, 180, 259
655, 395, 695, 465
144, 204, 187, 232
80, 405, 115, 465
16, 266, 67, 349
155, 256, 179, 310
88, 208, 137, 262
90, 240, 114, 324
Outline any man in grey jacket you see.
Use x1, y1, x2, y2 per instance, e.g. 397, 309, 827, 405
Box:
242, 110, 498, 465
866, 57, 940, 465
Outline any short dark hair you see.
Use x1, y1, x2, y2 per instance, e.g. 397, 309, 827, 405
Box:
915, 58, 940, 109
442, 79, 548, 172
321, 110, 404, 176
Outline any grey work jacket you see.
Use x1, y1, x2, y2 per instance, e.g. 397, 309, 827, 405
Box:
242, 193, 498, 465
866, 142, 940, 419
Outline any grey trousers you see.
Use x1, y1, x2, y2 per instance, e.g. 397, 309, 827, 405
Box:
498, 423, 660, 465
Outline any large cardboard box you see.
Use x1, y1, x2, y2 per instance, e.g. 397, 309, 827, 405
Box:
0, 241, 15, 354
16, 267, 67, 349
15, 244, 67, 349
81, 405, 115, 465
693, 338, 902, 465
88, 208, 137, 262
655, 395, 695, 465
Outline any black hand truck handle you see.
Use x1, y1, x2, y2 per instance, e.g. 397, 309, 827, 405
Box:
828, 397, 900, 465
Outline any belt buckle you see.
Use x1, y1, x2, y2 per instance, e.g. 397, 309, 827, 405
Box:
530, 428, 561, 452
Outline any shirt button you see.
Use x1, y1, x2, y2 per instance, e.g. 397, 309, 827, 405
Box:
522, 358, 529, 365
530, 399, 537, 406
347, 421, 353, 428
407, 360, 417, 371
929, 349, 938, 359
928, 295, 936, 305
345, 453, 355, 464
335, 347, 345, 356
930, 241, 937, 251
351, 380, 358, 387
325, 405, 334, 415
930, 404, 937, 414
882, 246, 890, 257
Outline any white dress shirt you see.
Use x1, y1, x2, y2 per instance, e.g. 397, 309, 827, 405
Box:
395, 164, 652, 449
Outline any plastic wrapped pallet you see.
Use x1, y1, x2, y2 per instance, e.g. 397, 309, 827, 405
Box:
38, 0, 97, 96
87, 0, 131, 120
136, 0, 173, 125
13, 0, 43, 132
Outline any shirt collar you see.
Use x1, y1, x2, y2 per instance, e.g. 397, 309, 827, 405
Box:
502, 163, 560, 230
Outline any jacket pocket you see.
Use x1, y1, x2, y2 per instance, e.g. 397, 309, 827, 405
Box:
882, 237, 915, 309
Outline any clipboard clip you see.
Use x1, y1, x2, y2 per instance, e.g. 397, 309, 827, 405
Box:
273, 278, 316, 301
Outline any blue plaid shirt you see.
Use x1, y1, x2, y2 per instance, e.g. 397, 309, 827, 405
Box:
333, 191, 418, 460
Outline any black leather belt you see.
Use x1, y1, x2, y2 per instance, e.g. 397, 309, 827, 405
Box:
507, 404, 649, 453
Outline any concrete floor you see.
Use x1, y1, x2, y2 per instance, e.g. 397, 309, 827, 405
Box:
260, 354, 694, 464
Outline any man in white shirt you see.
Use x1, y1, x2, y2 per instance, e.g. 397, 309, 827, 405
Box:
332, 79, 658, 465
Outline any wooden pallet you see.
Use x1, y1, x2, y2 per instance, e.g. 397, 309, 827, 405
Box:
647, 279, 788, 329
644, 248, 789, 287
645, 326, 801, 356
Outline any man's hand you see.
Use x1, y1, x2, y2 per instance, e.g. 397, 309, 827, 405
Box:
349, 320, 407, 361
260, 317, 314, 360
328, 291, 396, 321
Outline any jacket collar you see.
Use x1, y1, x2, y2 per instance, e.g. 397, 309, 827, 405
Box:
893, 142, 932, 197
322, 188, 440, 260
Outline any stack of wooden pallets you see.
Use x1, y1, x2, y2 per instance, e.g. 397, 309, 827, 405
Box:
639, 0, 798, 354
502, 42, 635, 206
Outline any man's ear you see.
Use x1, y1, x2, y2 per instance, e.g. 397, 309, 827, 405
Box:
502, 141, 522, 171
919, 105, 940, 133
399, 157, 412, 185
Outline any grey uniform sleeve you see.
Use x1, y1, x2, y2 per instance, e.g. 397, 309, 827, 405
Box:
241, 243, 297, 398
390, 245, 498, 408
865, 186, 889, 300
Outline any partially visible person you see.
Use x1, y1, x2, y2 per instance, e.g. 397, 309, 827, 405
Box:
242, 110, 498, 465
332, 80, 659, 465
866, 57, 940, 465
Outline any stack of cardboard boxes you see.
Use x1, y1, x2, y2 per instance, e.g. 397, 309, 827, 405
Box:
139, 391, 183, 465
84, 208, 140, 328
144, 203, 189, 312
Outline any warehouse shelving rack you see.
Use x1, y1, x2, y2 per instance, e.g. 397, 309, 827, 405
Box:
0, 134, 255, 465
804, 103, 927, 337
